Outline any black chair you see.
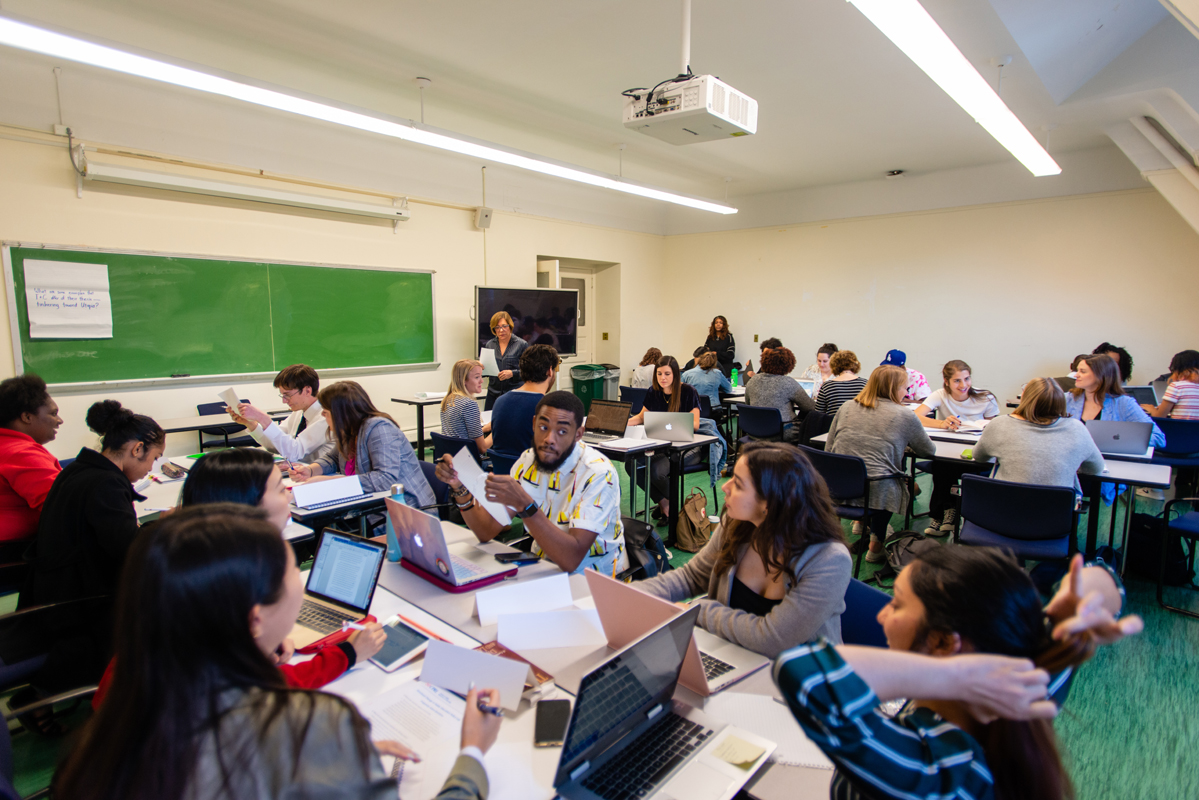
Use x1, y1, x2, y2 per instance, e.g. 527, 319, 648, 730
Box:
697, 394, 714, 420
431, 431, 484, 466
488, 449, 520, 477
417, 460, 458, 522
1157, 495, 1199, 619
1151, 417, 1199, 493
736, 405, 784, 445
841, 578, 890, 647
0, 542, 28, 598
799, 445, 905, 578
619, 386, 648, 416
196, 400, 255, 451
958, 474, 1077, 563
797, 410, 833, 447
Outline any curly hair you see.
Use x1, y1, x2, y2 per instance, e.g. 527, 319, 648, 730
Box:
639, 347, 662, 367
1092, 342, 1133, 383
759, 347, 797, 376
829, 350, 860, 375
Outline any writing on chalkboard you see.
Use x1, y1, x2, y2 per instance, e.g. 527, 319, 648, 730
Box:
24, 259, 113, 339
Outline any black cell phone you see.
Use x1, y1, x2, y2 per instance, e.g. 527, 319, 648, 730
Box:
534, 699, 571, 747
495, 551, 540, 565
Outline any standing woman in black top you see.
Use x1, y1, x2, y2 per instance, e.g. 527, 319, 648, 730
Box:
482, 311, 529, 410
17, 400, 164, 699
705, 315, 737, 378
627, 356, 702, 522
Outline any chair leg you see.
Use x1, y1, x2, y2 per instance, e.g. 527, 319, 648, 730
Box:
1158, 528, 1199, 619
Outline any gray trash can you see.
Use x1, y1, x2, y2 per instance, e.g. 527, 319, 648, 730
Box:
601, 364, 622, 402
570, 365, 606, 414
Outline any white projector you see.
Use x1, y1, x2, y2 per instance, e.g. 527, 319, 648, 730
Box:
623, 74, 757, 145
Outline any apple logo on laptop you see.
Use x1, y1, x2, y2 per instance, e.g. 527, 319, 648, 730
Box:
414, 533, 424, 548
665, 423, 673, 431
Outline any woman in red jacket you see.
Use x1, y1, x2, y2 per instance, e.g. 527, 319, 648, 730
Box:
0, 374, 62, 543
94, 449, 384, 706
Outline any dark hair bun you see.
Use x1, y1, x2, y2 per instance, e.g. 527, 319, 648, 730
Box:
86, 399, 132, 435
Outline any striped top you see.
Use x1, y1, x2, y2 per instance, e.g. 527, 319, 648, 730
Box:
815, 377, 867, 416
1164, 380, 1199, 420
440, 395, 484, 440
774, 639, 995, 800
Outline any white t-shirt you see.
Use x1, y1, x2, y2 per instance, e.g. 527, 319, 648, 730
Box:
922, 388, 998, 422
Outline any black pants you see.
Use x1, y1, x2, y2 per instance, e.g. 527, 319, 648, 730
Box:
928, 461, 991, 518
626, 450, 703, 503
863, 509, 892, 543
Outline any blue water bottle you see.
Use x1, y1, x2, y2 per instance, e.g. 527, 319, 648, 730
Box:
384, 483, 404, 562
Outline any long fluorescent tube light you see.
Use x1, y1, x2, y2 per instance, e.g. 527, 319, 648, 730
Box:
0, 16, 737, 214
848, 0, 1061, 177
83, 161, 411, 221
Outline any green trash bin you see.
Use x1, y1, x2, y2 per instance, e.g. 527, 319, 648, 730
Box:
570, 364, 607, 415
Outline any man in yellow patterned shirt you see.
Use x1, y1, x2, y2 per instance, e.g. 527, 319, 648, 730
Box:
434, 391, 627, 575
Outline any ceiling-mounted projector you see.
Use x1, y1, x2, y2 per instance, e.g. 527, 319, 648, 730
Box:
622, 74, 757, 145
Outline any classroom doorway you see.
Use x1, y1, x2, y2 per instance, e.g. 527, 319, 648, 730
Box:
536, 257, 620, 391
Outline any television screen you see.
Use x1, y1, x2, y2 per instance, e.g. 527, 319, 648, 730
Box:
475, 286, 578, 357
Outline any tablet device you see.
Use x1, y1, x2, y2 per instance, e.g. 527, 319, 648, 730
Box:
369, 615, 431, 672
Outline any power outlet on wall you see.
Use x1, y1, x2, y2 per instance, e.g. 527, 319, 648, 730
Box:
602, 332, 609, 340
754, 334, 759, 342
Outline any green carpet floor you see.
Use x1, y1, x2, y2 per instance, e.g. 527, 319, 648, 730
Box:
7, 466, 1197, 798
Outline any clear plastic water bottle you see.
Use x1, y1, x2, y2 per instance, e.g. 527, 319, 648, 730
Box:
731, 367, 739, 389
384, 483, 404, 562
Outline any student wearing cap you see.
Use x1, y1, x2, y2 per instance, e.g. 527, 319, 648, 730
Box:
881, 349, 931, 403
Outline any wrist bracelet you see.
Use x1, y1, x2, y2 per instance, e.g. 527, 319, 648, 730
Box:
451, 485, 470, 498
455, 498, 476, 511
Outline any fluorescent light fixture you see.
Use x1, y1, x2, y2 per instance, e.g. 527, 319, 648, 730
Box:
83, 161, 411, 221
0, 16, 737, 214
848, 0, 1061, 177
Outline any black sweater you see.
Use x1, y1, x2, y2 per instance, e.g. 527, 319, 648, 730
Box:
705, 334, 737, 377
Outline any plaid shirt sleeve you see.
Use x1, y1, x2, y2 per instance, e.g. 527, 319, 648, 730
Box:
773, 640, 995, 800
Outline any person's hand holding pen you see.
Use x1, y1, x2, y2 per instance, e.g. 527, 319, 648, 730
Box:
943, 415, 963, 431
462, 685, 504, 754
289, 463, 317, 483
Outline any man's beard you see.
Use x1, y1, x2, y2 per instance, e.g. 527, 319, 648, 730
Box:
534, 443, 572, 472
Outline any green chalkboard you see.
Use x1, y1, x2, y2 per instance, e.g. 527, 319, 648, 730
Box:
4, 245, 436, 386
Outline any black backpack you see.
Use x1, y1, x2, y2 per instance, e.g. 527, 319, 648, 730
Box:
1125, 512, 1196, 587
866, 530, 942, 586
621, 516, 674, 580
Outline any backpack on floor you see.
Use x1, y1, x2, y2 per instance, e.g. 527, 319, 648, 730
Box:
675, 488, 714, 553
866, 531, 942, 586
1125, 512, 1195, 586
620, 516, 673, 580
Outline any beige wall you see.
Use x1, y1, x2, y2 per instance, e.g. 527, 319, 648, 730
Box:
0, 136, 662, 459
659, 188, 1199, 402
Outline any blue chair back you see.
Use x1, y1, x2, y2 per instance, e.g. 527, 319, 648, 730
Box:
798, 445, 868, 503
417, 460, 455, 520
197, 400, 248, 434
488, 449, 521, 476
737, 405, 784, 440
960, 474, 1076, 542
431, 431, 483, 465
841, 578, 890, 647
698, 394, 714, 420
619, 386, 648, 416
1154, 416, 1199, 457
58, 456, 75, 468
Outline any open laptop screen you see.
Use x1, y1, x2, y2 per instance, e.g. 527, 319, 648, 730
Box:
307, 532, 386, 611
585, 400, 631, 435
557, 606, 698, 784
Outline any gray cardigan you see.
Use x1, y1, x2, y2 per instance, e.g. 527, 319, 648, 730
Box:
745, 373, 815, 424
316, 415, 436, 509
639, 525, 851, 657
826, 399, 936, 513
971, 415, 1105, 495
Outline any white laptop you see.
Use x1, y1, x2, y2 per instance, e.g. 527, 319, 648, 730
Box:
291, 474, 364, 510
797, 378, 816, 397
1085, 420, 1153, 456
644, 411, 695, 442
384, 498, 515, 588
585, 571, 769, 696
289, 530, 387, 648
554, 605, 774, 800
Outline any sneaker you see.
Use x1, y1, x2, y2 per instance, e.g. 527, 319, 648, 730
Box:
865, 546, 887, 563
852, 521, 863, 536
923, 516, 942, 536
939, 508, 958, 535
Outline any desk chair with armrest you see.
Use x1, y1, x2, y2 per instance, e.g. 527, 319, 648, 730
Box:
1157, 496, 1199, 619
619, 386, 648, 417
196, 401, 255, 451
1150, 417, 1199, 495
736, 405, 784, 447
431, 431, 485, 467
958, 475, 1078, 564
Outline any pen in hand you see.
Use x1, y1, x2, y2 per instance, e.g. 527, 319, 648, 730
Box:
470, 682, 504, 717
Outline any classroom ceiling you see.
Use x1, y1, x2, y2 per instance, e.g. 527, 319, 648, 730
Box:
2, 0, 1198, 221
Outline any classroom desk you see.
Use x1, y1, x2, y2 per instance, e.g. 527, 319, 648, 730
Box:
588, 436, 663, 520
393, 394, 485, 460
134, 474, 316, 541
290, 490, 392, 537
156, 410, 289, 435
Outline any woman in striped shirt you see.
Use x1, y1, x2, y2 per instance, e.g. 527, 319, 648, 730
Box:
440, 359, 492, 454
1142, 349, 1199, 420
814, 350, 867, 416
775, 547, 1141, 800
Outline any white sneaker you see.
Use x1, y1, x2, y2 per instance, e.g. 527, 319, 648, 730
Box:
852, 521, 863, 536
923, 516, 942, 536
865, 546, 887, 563
938, 508, 958, 536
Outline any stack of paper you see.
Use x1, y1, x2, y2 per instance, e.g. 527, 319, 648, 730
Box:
703, 693, 833, 769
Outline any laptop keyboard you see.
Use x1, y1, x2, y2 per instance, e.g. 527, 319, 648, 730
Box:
450, 554, 488, 581
296, 599, 358, 634
700, 652, 736, 681
581, 712, 714, 800
583, 432, 620, 443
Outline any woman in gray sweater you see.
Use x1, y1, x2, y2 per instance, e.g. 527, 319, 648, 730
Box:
972, 377, 1105, 494
639, 442, 851, 657
744, 347, 815, 443
826, 365, 936, 562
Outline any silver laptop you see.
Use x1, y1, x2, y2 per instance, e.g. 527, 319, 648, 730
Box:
797, 378, 816, 397
644, 411, 694, 442
582, 399, 632, 444
555, 605, 773, 800
1153, 380, 1170, 405
289, 530, 387, 648
585, 570, 768, 696
1086, 420, 1153, 456
385, 497, 512, 586
1125, 386, 1158, 406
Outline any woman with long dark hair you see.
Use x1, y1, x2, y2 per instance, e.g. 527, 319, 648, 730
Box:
627, 355, 702, 522
639, 442, 851, 656
56, 504, 502, 800
704, 315, 737, 377
289, 381, 435, 511
775, 548, 1141, 800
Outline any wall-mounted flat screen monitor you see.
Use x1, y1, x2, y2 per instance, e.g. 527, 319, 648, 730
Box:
475, 286, 578, 357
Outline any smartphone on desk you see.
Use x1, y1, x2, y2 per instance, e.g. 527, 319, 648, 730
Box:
534, 698, 571, 747
494, 551, 541, 566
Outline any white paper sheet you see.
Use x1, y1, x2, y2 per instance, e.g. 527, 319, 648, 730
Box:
360, 681, 465, 800
479, 347, 500, 377
474, 573, 573, 626
24, 259, 113, 339
702, 693, 832, 769
497, 608, 608, 650
453, 447, 512, 525
419, 639, 529, 711
416, 391, 447, 400
217, 387, 241, 412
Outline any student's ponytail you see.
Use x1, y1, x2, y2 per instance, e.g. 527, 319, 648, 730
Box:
86, 400, 165, 453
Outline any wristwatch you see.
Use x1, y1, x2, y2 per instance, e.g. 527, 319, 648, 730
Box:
514, 501, 539, 519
